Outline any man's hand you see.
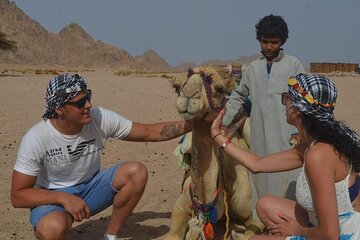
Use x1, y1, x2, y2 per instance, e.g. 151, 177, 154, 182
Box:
61, 192, 90, 222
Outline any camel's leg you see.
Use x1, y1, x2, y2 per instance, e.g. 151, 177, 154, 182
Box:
165, 206, 191, 240
229, 216, 264, 239
164, 178, 192, 240
228, 155, 253, 218
224, 137, 264, 238
244, 217, 265, 236
229, 217, 265, 239
230, 163, 265, 237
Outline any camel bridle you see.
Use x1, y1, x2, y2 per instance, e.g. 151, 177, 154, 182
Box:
178, 68, 226, 115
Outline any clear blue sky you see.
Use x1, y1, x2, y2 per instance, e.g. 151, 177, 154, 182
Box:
14, 0, 360, 67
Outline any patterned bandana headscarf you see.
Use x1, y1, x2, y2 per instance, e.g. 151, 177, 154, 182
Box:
42, 73, 88, 120
288, 73, 360, 146
288, 73, 336, 122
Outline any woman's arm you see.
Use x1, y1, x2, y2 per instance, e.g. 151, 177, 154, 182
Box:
211, 109, 303, 173
213, 133, 303, 173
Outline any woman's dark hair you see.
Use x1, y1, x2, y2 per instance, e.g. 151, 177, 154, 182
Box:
302, 113, 360, 172
256, 14, 289, 45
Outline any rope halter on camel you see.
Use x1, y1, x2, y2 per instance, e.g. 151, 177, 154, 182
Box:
178, 68, 226, 113
189, 183, 220, 240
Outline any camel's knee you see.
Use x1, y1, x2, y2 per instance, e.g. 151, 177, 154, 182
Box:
35, 212, 72, 240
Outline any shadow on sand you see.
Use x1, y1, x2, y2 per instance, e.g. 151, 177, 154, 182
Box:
0, 73, 24, 77
62, 208, 245, 240
69, 211, 171, 240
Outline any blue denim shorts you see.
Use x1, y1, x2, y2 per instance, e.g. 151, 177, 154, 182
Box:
30, 162, 125, 228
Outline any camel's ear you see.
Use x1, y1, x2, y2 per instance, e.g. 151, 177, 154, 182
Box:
172, 74, 186, 94
204, 74, 213, 85
224, 77, 236, 92
187, 68, 195, 79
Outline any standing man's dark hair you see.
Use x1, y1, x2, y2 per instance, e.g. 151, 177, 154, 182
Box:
255, 14, 289, 45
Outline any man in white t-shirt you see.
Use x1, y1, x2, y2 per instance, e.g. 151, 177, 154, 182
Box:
11, 73, 192, 240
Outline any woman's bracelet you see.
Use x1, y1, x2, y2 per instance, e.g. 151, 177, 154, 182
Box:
220, 139, 232, 149
212, 132, 221, 141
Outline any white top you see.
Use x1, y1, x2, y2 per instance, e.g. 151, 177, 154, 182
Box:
14, 107, 132, 189
296, 162, 353, 225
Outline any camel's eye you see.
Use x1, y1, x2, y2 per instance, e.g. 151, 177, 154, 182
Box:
214, 85, 225, 94
173, 83, 182, 95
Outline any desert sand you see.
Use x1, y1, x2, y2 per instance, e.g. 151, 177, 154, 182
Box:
1, 70, 360, 240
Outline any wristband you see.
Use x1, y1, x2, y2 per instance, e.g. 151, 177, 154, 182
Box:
220, 139, 232, 149
212, 133, 221, 140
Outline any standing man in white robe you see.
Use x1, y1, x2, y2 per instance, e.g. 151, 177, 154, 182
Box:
222, 14, 304, 201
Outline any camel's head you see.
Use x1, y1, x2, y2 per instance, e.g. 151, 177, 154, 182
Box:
174, 66, 234, 122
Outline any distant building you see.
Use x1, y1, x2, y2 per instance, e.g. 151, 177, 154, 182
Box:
310, 62, 359, 73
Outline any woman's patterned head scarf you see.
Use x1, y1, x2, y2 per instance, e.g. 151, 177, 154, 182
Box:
288, 73, 359, 146
42, 73, 88, 120
288, 73, 337, 122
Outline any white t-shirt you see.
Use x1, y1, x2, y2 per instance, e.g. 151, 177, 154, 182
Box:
14, 107, 132, 189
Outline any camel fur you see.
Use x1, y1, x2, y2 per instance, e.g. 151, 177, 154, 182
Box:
165, 67, 263, 240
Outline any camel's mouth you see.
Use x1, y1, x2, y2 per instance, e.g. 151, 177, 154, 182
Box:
179, 111, 195, 120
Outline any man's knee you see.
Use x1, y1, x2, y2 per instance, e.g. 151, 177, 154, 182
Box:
129, 162, 148, 192
35, 212, 72, 240
113, 162, 148, 190
127, 162, 148, 179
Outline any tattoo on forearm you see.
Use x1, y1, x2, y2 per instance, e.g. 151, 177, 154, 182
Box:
160, 124, 182, 139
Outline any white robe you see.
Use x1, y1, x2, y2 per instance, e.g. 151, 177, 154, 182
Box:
223, 50, 304, 200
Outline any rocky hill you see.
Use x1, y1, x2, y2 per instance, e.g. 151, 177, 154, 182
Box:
0, 0, 171, 70
200, 54, 260, 68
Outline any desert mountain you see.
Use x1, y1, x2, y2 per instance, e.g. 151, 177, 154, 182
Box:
174, 62, 197, 71
174, 55, 260, 71
0, 0, 171, 70
134, 50, 171, 70
200, 54, 260, 68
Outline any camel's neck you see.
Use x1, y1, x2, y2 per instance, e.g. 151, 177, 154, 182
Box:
191, 120, 211, 138
190, 120, 220, 203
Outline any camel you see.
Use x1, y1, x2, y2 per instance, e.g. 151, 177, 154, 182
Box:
165, 66, 264, 240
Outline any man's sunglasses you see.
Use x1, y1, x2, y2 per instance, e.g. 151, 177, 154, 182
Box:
64, 90, 92, 109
